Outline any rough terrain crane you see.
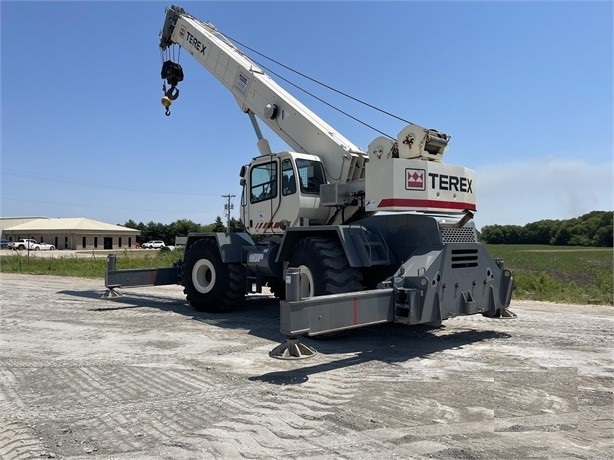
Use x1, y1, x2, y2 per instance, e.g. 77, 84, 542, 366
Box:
105, 5, 515, 354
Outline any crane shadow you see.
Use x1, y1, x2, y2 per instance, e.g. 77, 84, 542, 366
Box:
59, 287, 281, 340
59, 288, 512, 372
249, 325, 511, 385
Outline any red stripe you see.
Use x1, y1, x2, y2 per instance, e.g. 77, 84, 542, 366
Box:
378, 198, 476, 211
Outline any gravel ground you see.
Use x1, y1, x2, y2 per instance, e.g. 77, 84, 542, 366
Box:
0, 273, 612, 459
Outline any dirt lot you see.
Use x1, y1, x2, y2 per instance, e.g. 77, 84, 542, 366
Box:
0, 273, 612, 459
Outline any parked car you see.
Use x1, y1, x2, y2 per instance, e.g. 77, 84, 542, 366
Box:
0, 239, 8, 249
142, 240, 166, 249
38, 242, 56, 251
8, 239, 41, 250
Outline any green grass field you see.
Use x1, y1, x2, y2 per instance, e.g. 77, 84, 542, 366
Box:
1, 245, 612, 305
0, 250, 180, 278
486, 245, 613, 305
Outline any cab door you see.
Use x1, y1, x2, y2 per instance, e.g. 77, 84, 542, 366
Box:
242, 157, 280, 235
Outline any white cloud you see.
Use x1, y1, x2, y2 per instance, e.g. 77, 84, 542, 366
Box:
473, 157, 614, 229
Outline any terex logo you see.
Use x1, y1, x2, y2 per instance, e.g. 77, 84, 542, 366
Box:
428, 173, 473, 193
405, 168, 425, 190
179, 25, 186, 38
185, 30, 206, 55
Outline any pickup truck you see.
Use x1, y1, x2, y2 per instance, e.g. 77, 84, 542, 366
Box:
8, 239, 41, 250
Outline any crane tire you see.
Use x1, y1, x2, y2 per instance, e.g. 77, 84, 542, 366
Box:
289, 236, 363, 298
182, 238, 245, 313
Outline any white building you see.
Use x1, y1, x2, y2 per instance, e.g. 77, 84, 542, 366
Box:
1, 217, 140, 250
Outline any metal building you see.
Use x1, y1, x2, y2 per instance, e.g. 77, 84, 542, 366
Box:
1, 217, 140, 250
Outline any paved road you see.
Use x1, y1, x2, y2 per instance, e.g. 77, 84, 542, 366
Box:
0, 273, 612, 459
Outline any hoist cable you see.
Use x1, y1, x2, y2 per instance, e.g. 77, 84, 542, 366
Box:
252, 58, 395, 140
223, 33, 415, 128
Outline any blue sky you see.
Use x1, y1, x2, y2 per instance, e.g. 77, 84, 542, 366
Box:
1, 1, 612, 230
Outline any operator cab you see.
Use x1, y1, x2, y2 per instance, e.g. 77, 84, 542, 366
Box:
240, 152, 329, 235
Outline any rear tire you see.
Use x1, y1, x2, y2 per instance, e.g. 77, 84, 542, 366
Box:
289, 236, 363, 298
183, 239, 246, 312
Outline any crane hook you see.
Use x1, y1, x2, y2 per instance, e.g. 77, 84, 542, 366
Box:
161, 84, 178, 116
160, 60, 184, 117
161, 95, 172, 116
165, 86, 180, 101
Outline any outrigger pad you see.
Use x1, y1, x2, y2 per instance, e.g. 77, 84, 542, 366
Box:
484, 308, 517, 319
101, 288, 122, 299
269, 338, 317, 360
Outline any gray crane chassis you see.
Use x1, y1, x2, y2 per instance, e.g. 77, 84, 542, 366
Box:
105, 212, 515, 338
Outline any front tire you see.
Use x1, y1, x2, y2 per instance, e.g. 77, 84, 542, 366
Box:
289, 237, 363, 298
183, 239, 245, 312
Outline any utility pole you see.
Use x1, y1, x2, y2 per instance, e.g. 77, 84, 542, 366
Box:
222, 194, 235, 233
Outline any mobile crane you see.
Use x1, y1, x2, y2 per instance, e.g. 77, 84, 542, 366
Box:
105, 5, 514, 347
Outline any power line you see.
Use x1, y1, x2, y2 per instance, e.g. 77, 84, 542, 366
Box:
1, 170, 224, 197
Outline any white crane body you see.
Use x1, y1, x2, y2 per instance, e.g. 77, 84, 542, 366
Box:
160, 7, 477, 234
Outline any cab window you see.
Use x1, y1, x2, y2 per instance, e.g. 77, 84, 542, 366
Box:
296, 159, 326, 195
250, 161, 278, 203
281, 158, 297, 196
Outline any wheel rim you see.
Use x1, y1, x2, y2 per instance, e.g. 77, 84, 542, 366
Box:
297, 265, 315, 298
192, 259, 216, 294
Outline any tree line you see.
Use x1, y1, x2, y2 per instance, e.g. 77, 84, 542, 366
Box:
121, 210, 612, 247
122, 217, 245, 245
479, 211, 612, 246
